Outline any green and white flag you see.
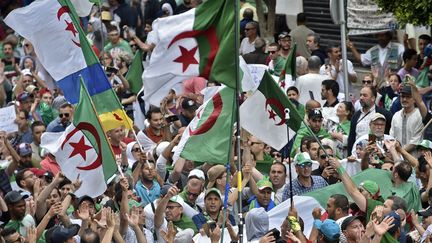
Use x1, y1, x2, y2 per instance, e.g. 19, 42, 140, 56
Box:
173, 86, 236, 164
240, 71, 302, 150
41, 80, 117, 198
142, 0, 235, 107
278, 44, 297, 91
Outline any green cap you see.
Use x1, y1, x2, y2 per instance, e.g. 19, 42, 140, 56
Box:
128, 199, 141, 208
359, 180, 380, 198
417, 140, 432, 151
294, 152, 313, 165
205, 188, 222, 199
256, 178, 273, 191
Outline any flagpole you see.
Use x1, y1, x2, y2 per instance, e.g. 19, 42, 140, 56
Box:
233, 0, 244, 242
286, 126, 294, 206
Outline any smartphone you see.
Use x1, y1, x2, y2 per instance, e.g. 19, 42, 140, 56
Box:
165, 115, 179, 123
368, 134, 376, 143
309, 91, 315, 100
208, 221, 216, 231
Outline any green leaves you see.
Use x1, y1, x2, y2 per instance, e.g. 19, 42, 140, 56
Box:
374, 0, 432, 25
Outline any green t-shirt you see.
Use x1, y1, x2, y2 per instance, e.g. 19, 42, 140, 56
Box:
255, 153, 274, 174
270, 56, 286, 76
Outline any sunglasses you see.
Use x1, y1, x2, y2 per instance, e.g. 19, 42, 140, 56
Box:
187, 191, 200, 198
269, 51, 276, 54
297, 163, 312, 168
245, 28, 255, 31
362, 80, 373, 84
320, 154, 334, 159
132, 148, 141, 152
59, 113, 70, 118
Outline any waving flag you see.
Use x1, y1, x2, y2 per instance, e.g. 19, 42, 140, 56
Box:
278, 44, 297, 91
173, 87, 236, 164
4, 0, 131, 130
143, 0, 235, 107
240, 71, 302, 150
41, 80, 117, 198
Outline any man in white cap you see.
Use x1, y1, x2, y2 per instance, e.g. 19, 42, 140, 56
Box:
178, 169, 205, 212
155, 185, 198, 239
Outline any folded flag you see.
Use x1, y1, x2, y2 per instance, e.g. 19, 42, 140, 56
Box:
41, 80, 117, 198
126, 49, 144, 94
240, 71, 302, 150
278, 44, 297, 91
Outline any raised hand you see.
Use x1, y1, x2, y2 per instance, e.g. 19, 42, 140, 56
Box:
26, 226, 37, 243
106, 208, 116, 229
119, 177, 129, 192
77, 203, 90, 221
258, 231, 276, 243
95, 207, 108, 228
72, 174, 82, 193
126, 206, 140, 227
373, 216, 395, 236
160, 221, 176, 243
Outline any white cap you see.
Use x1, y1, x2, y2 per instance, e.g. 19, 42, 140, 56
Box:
169, 195, 185, 208
21, 68, 33, 77
188, 169, 205, 180
155, 141, 170, 157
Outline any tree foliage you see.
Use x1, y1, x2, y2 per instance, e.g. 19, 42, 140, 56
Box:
374, 0, 432, 26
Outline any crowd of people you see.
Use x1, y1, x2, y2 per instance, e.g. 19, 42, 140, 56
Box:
0, 0, 432, 242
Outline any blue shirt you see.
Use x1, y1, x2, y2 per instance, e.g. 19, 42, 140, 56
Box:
282, 175, 328, 201
135, 180, 160, 207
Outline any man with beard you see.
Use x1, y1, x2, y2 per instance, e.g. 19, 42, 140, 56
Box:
47, 103, 74, 133
319, 43, 357, 95
1, 41, 20, 78
278, 32, 294, 59
15, 169, 39, 196
321, 79, 339, 108
348, 31, 404, 82
325, 194, 350, 225
390, 85, 425, 153
135, 160, 161, 207
347, 86, 392, 155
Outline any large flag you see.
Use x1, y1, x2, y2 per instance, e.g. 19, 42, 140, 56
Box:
4, 0, 131, 130
173, 86, 235, 164
143, 0, 235, 107
240, 71, 302, 150
278, 44, 297, 91
126, 49, 144, 94
41, 80, 117, 198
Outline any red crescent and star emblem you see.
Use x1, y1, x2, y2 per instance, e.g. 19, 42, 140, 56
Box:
168, 27, 219, 78
61, 122, 102, 171
57, 6, 81, 47
188, 92, 223, 136
279, 70, 286, 89
265, 98, 286, 126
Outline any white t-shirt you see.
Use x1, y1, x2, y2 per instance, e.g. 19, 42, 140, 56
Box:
240, 37, 256, 55
319, 60, 356, 93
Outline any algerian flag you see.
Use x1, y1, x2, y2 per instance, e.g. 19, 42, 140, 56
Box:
240, 71, 302, 150
143, 0, 235, 107
126, 49, 144, 94
41, 80, 117, 198
278, 44, 297, 91
173, 86, 235, 164
5, 0, 132, 131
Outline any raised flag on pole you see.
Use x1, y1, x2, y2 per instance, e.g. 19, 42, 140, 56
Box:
41, 80, 117, 198
143, 0, 235, 107
173, 87, 236, 164
4, 0, 131, 131
240, 71, 302, 150
278, 44, 297, 91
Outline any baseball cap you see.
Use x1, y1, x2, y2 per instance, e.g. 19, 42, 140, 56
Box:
188, 169, 205, 181
21, 68, 33, 77
128, 199, 141, 209
205, 188, 222, 199
181, 98, 198, 110
341, 216, 364, 230
418, 207, 432, 217
384, 211, 401, 235
399, 85, 412, 95
101, 11, 112, 21
77, 195, 95, 206
256, 178, 273, 191
370, 113, 386, 122
278, 31, 290, 40
16, 91, 31, 102
25, 85, 38, 94
294, 152, 313, 166
155, 141, 170, 157
48, 225, 80, 243
17, 143, 32, 156
4, 190, 29, 204
417, 140, 432, 151
169, 195, 185, 208
314, 219, 340, 241
359, 180, 380, 199
207, 165, 226, 189
308, 109, 323, 119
